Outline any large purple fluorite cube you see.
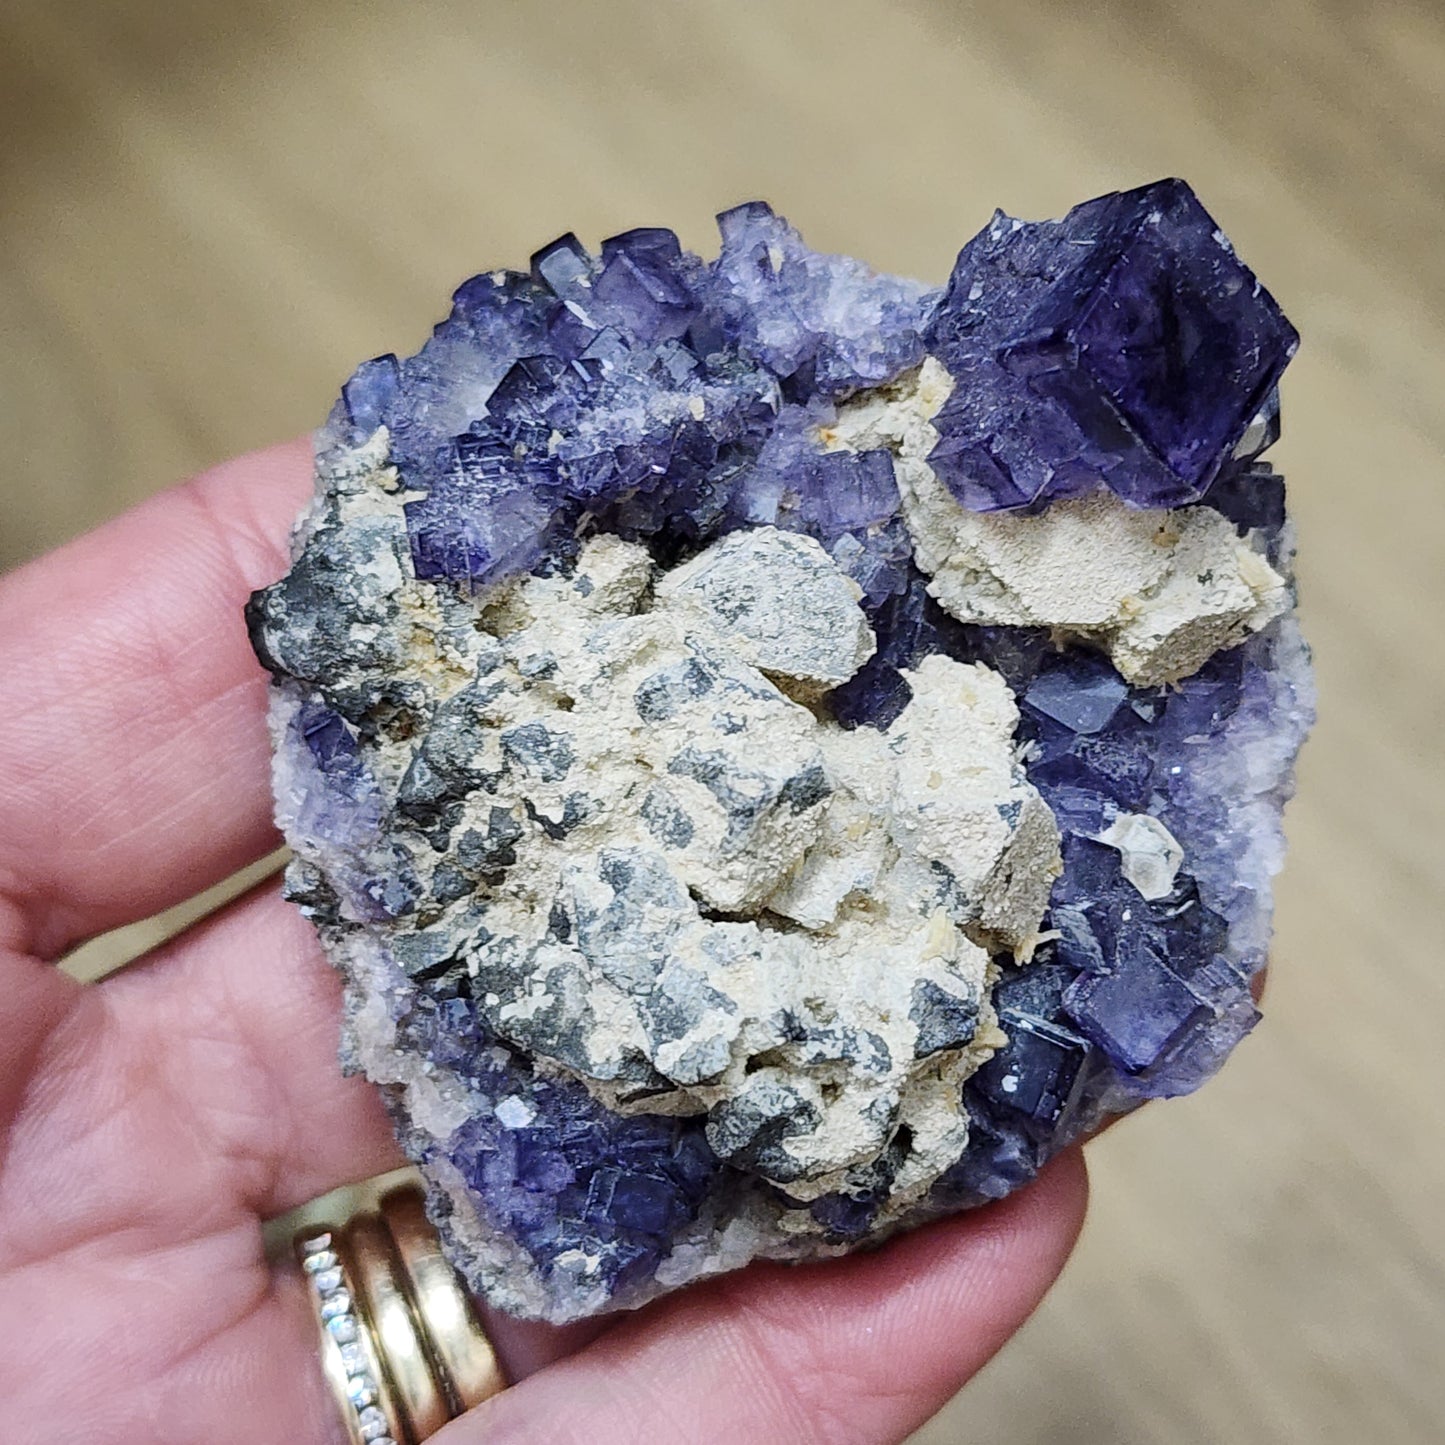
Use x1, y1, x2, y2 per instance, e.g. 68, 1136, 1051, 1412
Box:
926, 179, 1299, 510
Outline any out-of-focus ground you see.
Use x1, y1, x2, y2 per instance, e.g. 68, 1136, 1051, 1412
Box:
5, 1, 1443, 1439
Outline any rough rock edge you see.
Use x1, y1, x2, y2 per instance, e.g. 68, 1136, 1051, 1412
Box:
311, 825, 1011, 1322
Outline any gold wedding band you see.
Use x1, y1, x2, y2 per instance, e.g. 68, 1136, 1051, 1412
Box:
347, 1212, 453, 1440
297, 1184, 508, 1444
380, 1185, 507, 1412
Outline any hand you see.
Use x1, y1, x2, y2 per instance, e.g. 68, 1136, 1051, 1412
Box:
0, 442, 1087, 1445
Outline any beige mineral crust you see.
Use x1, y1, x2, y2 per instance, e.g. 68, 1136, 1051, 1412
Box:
392, 523, 1063, 1211
655, 525, 876, 686
827, 357, 1289, 686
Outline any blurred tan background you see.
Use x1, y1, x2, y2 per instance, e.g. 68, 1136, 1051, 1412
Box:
5, 0, 1444, 1440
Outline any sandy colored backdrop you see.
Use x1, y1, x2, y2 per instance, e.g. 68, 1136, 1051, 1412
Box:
5, 1, 1443, 1440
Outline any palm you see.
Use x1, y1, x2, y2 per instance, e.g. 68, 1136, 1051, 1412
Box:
0, 442, 1086, 1445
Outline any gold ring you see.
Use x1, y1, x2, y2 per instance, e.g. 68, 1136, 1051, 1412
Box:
296, 1183, 508, 1443
347, 1211, 452, 1441
380, 1185, 507, 1412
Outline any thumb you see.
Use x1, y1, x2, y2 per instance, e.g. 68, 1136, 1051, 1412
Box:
436, 1149, 1087, 1445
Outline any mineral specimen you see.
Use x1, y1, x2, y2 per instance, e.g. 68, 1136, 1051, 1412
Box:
249, 179, 1313, 1323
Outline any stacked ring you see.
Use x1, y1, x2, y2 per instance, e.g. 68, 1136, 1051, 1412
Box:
296, 1184, 507, 1443
379, 1186, 508, 1413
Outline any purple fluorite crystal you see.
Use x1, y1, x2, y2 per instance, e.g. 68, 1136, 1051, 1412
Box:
249, 180, 1313, 1322
925, 179, 1298, 511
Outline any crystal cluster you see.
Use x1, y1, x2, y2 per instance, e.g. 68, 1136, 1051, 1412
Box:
249, 180, 1313, 1322
924, 179, 1296, 511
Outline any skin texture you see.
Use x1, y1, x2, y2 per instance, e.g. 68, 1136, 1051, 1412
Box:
0, 441, 1088, 1445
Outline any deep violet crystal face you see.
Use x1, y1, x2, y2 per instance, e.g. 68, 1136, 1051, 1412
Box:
248, 179, 1313, 1322
925, 179, 1299, 511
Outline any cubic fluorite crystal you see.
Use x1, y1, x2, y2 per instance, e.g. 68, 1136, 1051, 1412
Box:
248, 179, 1313, 1322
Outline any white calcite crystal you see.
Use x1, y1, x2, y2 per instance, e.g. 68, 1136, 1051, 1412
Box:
768, 654, 1059, 954
1096, 813, 1186, 901
255, 457, 1063, 1285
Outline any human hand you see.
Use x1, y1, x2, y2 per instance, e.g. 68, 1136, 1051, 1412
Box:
0, 442, 1087, 1445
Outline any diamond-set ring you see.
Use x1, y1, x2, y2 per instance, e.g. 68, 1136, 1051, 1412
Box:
296, 1184, 505, 1444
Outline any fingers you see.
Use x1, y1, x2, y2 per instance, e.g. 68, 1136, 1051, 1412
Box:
0, 441, 310, 959
102, 878, 407, 1220
0, 878, 403, 1273
0, 1226, 343, 1445
475, 1309, 616, 1386
0, 948, 85, 1155
95, 872, 1083, 1443
439, 1150, 1088, 1445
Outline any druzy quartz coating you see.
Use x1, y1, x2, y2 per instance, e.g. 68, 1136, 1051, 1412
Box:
248, 179, 1313, 1322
